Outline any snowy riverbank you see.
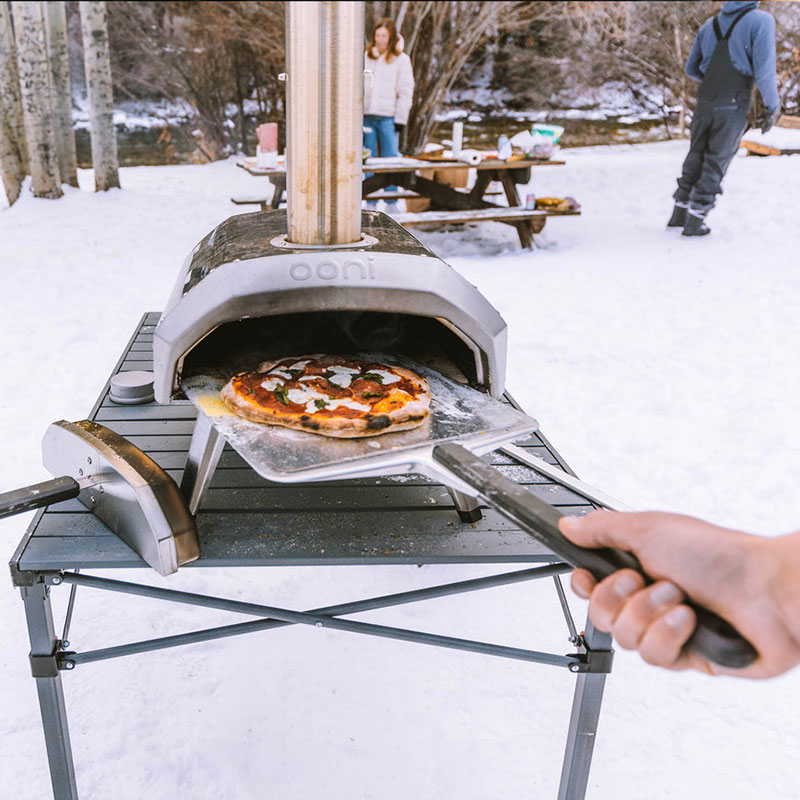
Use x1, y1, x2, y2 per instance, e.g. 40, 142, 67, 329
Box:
1, 140, 799, 799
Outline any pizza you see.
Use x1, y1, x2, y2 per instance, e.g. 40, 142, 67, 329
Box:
220, 355, 430, 438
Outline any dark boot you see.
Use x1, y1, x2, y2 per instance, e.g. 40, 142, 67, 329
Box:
667, 203, 688, 228
682, 210, 711, 237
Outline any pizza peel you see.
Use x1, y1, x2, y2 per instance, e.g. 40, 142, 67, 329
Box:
183, 356, 757, 669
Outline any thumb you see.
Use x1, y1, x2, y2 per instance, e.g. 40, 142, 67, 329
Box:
558, 510, 646, 552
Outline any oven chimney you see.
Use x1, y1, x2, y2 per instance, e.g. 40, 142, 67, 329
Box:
285, 1, 364, 246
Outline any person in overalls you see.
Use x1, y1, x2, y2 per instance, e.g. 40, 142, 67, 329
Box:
667, 1, 779, 237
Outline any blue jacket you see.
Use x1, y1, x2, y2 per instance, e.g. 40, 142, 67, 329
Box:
685, 1, 779, 112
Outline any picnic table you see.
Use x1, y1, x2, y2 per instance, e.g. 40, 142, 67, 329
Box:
235, 155, 579, 249
11, 312, 612, 800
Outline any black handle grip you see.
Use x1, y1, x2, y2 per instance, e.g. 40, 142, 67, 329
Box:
0, 476, 81, 520
433, 444, 757, 669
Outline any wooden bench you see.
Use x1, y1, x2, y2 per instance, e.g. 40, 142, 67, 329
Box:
391, 206, 580, 243
740, 139, 800, 157
230, 194, 277, 210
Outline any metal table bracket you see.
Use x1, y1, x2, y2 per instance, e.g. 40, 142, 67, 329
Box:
567, 635, 615, 674
29, 647, 62, 679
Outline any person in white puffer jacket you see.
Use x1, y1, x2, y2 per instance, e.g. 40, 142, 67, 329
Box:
364, 17, 415, 209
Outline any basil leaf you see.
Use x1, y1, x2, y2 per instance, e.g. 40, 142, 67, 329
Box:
314, 398, 329, 409
274, 385, 290, 405
362, 392, 384, 398
360, 372, 383, 384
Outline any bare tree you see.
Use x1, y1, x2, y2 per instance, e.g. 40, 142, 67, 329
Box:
563, 2, 719, 134
107, 2, 286, 161
11, 0, 62, 199
79, 0, 119, 190
0, 1, 26, 204
376, 1, 554, 154
45, 0, 77, 186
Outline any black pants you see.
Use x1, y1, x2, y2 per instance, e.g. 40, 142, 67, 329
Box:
674, 104, 748, 212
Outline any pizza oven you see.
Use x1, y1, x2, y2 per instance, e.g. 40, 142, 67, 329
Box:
152, 210, 508, 404
153, 2, 507, 406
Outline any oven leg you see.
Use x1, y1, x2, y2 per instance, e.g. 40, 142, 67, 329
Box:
181, 414, 226, 515
557, 619, 612, 800
21, 580, 79, 800
445, 486, 482, 523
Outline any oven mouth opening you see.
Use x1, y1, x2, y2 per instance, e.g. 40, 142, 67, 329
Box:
180, 311, 482, 389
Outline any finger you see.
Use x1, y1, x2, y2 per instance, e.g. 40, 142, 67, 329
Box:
586, 569, 646, 633
570, 569, 596, 599
637, 604, 697, 669
559, 510, 652, 553
610, 581, 684, 651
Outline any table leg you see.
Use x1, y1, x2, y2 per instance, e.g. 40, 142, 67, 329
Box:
468, 170, 493, 202
445, 486, 482, 523
498, 172, 536, 249
181, 414, 226, 515
270, 175, 286, 209
22, 581, 79, 800
557, 619, 612, 800
361, 173, 393, 197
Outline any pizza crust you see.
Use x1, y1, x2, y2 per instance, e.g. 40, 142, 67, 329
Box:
220, 356, 430, 438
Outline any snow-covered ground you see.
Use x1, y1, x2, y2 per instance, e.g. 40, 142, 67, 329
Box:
1, 139, 799, 799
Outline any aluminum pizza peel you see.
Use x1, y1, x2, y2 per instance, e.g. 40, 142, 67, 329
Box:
0, 420, 199, 576
183, 358, 757, 669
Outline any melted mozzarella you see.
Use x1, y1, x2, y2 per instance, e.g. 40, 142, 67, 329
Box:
260, 377, 284, 391
298, 374, 322, 382
269, 369, 292, 380
285, 385, 370, 414
328, 372, 353, 388
369, 369, 401, 384
326, 398, 370, 412
288, 359, 311, 369
328, 365, 360, 374
287, 387, 315, 405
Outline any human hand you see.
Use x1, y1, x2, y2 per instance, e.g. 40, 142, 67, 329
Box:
394, 122, 405, 134
759, 110, 777, 134
558, 510, 800, 678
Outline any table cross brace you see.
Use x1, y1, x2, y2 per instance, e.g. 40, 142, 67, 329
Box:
49, 565, 608, 673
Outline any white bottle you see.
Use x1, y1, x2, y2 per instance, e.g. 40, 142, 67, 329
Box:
497, 134, 512, 161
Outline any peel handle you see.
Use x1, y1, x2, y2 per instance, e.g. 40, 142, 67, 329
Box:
0, 476, 80, 520
432, 443, 757, 669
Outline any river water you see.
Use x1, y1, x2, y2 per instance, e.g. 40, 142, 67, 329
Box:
76, 113, 683, 168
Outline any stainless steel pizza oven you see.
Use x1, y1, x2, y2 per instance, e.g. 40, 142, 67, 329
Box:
148, 0, 513, 522
152, 212, 508, 404
153, 1, 508, 406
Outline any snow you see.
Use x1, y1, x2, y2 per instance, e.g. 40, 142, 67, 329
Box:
443, 80, 683, 124
71, 97, 195, 131
1, 140, 800, 799
741, 122, 800, 150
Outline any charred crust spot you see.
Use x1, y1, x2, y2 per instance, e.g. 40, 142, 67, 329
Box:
366, 414, 391, 430
301, 420, 320, 430
300, 415, 310, 421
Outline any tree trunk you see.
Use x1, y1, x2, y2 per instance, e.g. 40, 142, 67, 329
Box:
0, 0, 28, 173
0, 105, 23, 205
45, 0, 77, 186
673, 11, 686, 138
0, 5, 23, 204
79, 0, 119, 190
11, 1, 62, 199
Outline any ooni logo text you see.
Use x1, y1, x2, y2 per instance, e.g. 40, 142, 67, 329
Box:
289, 259, 376, 281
